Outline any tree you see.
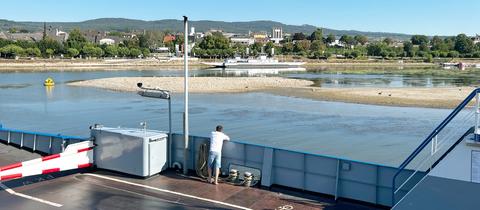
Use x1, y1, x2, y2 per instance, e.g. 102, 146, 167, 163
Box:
282, 42, 294, 54
66, 28, 87, 51
264, 42, 275, 56
118, 47, 130, 57
403, 41, 414, 57
0, 44, 24, 58
199, 32, 229, 50
310, 28, 323, 42
293, 40, 310, 54
419, 43, 430, 52
454, 34, 474, 54
25, 47, 41, 57
448, 50, 459, 58
354, 35, 368, 45
197, 32, 231, 57
67, 48, 79, 58
292, 33, 306, 40
383, 37, 394, 46
82, 45, 103, 58
37, 37, 64, 56
310, 40, 325, 51
339, 35, 355, 46
142, 48, 150, 57
411, 35, 429, 45
431, 36, 446, 51
104, 45, 119, 57
367, 42, 388, 56
326, 34, 336, 44
250, 42, 263, 55
129, 48, 142, 58
45, 49, 54, 58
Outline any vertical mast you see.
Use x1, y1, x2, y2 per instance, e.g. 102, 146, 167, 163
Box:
183, 16, 189, 175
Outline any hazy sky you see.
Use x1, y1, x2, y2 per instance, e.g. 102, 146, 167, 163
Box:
1, 0, 478, 36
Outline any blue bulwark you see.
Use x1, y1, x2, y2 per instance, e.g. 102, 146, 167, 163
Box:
261, 148, 274, 187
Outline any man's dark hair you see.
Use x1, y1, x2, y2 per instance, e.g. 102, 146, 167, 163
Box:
216, 125, 223, 132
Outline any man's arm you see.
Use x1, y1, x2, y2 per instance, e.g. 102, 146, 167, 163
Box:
223, 133, 230, 141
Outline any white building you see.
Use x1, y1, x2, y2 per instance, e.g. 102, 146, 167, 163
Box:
230, 37, 255, 45
473, 34, 480, 44
99, 38, 115, 45
270, 27, 283, 44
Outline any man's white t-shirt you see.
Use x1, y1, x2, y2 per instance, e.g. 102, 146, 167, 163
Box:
210, 131, 230, 153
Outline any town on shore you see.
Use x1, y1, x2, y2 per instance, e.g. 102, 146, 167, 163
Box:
1, 22, 480, 67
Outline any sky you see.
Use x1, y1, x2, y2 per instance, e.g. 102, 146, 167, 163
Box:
1, 0, 479, 36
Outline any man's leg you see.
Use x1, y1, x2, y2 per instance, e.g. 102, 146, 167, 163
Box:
214, 152, 221, 185
207, 152, 215, 183
207, 167, 212, 183
214, 167, 220, 184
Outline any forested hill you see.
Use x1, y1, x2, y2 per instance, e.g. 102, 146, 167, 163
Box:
0, 18, 412, 40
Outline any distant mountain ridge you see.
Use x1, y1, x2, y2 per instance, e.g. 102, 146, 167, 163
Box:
0, 18, 412, 40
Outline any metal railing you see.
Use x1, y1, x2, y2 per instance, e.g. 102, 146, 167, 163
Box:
391, 88, 480, 206
0, 125, 87, 154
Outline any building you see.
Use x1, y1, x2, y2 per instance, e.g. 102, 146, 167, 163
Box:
473, 34, 480, 44
163, 34, 176, 43
4, 32, 43, 42
271, 27, 283, 44
252, 32, 269, 44
230, 36, 255, 46
0, 31, 9, 40
99, 38, 115, 45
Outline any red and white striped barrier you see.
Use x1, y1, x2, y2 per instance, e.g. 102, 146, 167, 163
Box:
0, 141, 94, 181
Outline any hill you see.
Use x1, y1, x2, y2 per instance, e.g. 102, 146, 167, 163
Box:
0, 18, 412, 40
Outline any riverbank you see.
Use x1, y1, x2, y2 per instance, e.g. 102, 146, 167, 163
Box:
0, 58, 442, 71
68, 77, 314, 93
69, 76, 474, 109
0, 58, 208, 71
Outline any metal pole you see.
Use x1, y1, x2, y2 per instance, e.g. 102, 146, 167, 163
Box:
183, 16, 189, 175
476, 92, 480, 141
168, 97, 172, 167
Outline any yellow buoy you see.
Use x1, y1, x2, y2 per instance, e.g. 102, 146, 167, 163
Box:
44, 77, 55, 86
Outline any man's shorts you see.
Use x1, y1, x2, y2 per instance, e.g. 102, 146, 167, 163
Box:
208, 151, 221, 169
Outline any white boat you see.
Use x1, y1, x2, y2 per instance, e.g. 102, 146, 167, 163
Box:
203, 54, 305, 69
205, 67, 306, 76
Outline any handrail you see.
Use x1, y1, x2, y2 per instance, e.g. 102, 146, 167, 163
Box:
391, 88, 480, 205
0, 126, 87, 140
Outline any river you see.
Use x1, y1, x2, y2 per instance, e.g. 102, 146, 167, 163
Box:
0, 68, 470, 166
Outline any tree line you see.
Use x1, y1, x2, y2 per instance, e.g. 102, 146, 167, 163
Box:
193, 29, 480, 61
0, 29, 153, 59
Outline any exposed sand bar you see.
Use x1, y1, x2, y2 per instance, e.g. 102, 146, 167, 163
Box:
267, 86, 475, 109
68, 77, 314, 93
69, 76, 475, 108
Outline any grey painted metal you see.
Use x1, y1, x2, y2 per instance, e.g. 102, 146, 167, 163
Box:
20, 133, 24, 148
0, 128, 86, 155
261, 148, 274, 186
393, 175, 480, 210
182, 15, 189, 175
335, 159, 340, 200
168, 96, 172, 168
170, 133, 422, 207
91, 127, 168, 177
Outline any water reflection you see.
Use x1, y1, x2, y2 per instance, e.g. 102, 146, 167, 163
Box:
45, 86, 54, 99
195, 68, 306, 77
287, 72, 480, 88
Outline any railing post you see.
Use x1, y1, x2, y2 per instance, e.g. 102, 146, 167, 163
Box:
475, 92, 480, 141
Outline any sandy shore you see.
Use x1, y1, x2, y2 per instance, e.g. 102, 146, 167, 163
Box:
267, 86, 475, 109
68, 77, 314, 93
0, 58, 208, 70
0, 58, 443, 71
69, 76, 475, 109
